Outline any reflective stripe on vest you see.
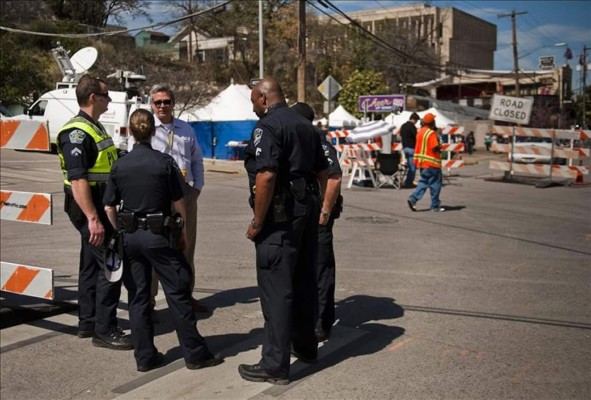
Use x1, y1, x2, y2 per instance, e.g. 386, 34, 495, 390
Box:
57, 117, 118, 186
414, 129, 441, 168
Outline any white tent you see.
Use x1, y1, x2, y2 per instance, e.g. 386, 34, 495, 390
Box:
328, 105, 360, 128
420, 107, 457, 127
182, 83, 258, 122
385, 111, 414, 129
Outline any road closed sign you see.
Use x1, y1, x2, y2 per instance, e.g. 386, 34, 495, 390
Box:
489, 94, 533, 125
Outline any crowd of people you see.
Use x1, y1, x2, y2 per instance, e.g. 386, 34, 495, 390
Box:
57, 75, 344, 384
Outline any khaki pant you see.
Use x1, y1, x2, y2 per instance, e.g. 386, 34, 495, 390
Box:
151, 188, 198, 304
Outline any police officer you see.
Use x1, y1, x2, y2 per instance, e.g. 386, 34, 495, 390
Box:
290, 102, 342, 342
56, 75, 131, 350
238, 79, 329, 385
103, 109, 222, 372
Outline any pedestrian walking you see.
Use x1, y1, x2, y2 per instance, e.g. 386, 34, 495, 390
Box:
407, 113, 445, 212
401, 112, 420, 188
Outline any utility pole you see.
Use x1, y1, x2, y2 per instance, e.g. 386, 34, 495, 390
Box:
582, 45, 588, 129
498, 10, 527, 97
297, 0, 306, 102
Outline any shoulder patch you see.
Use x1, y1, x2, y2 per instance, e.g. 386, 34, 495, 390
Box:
253, 128, 264, 146
69, 129, 86, 144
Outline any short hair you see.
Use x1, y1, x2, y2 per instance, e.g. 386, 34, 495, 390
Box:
409, 112, 420, 121
149, 84, 175, 103
76, 75, 106, 106
290, 102, 315, 122
129, 109, 155, 142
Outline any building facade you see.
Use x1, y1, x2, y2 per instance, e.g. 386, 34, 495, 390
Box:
321, 3, 497, 71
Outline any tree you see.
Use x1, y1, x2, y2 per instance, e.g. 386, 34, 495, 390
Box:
338, 70, 387, 119
42, 0, 150, 28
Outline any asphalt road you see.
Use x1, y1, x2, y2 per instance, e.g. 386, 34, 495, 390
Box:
1, 148, 590, 400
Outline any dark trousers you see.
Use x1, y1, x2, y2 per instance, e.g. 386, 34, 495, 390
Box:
255, 196, 319, 378
317, 216, 336, 333
75, 218, 121, 334
123, 229, 211, 367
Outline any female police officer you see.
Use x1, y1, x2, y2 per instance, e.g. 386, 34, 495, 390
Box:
103, 109, 222, 372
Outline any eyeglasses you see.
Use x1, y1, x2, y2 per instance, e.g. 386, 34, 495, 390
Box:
153, 99, 172, 106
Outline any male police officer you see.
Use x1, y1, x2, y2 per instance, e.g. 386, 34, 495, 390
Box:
239, 79, 329, 385
56, 75, 131, 350
290, 102, 343, 342
104, 109, 222, 372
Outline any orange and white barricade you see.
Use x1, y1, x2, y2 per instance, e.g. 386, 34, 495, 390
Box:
1, 262, 54, 300
1, 190, 52, 225
441, 126, 465, 174
1, 187, 55, 299
0, 120, 51, 151
489, 126, 590, 183
334, 143, 379, 188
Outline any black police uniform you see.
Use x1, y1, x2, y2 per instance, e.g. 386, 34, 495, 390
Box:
244, 103, 329, 379
57, 110, 122, 336
103, 142, 215, 368
317, 131, 342, 338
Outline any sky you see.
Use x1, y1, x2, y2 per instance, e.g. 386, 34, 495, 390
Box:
127, 1, 591, 90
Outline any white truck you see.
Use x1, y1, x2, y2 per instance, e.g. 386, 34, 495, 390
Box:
11, 43, 149, 151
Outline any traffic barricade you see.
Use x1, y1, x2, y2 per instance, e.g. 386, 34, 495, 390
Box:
488, 126, 590, 183
0, 120, 52, 151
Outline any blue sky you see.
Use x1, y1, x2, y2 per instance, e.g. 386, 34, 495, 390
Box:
129, 1, 591, 90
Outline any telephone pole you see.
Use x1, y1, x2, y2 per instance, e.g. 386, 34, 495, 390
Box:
297, 0, 306, 102
581, 45, 588, 129
498, 10, 527, 97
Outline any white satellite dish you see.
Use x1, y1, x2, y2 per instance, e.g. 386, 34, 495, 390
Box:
70, 47, 98, 75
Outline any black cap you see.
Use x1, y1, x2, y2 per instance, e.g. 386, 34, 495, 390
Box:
291, 102, 315, 122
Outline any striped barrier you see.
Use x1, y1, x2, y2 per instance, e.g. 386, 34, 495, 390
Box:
491, 143, 590, 160
489, 161, 586, 179
327, 129, 349, 139
0, 120, 51, 151
347, 158, 377, 189
334, 143, 382, 152
441, 143, 465, 152
442, 126, 465, 135
491, 126, 581, 140
1, 190, 52, 225
1, 262, 54, 300
442, 160, 465, 169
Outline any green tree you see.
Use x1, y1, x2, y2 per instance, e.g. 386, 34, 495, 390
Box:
338, 70, 387, 119
0, 37, 53, 104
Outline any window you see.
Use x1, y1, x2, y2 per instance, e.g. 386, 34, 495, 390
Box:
28, 100, 47, 116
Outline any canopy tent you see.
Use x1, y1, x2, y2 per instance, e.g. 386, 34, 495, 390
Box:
328, 105, 360, 128
181, 83, 258, 159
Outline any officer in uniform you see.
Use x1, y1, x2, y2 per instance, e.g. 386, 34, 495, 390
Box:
238, 79, 329, 385
56, 75, 131, 350
290, 102, 343, 342
103, 109, 222, 372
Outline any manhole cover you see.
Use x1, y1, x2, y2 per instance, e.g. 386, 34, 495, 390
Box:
346, 216, 397, 224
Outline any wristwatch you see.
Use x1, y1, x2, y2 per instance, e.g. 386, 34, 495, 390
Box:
250, 219, 261, 229
321, 211, 330, 218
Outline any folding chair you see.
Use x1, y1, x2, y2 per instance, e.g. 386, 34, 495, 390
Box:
374, 152, 403, 189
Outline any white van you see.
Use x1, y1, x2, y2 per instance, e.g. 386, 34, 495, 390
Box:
12, 87, 146, 151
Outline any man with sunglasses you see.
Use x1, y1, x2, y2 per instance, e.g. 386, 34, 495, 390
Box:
129, 84, 206, 316
56, 75, 132, 350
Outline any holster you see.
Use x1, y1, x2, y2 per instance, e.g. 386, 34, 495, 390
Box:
164, 213, 184, 249
289, 177, 307, 201
332, 194, 344, 219
117, 212, 137, 233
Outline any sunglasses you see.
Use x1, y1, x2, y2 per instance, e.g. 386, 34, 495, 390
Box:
153, 99, 172, 106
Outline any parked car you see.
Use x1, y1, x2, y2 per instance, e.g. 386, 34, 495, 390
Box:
507, 137, 566, 165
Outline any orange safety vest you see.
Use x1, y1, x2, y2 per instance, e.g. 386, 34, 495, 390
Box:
413, 127, 441, 169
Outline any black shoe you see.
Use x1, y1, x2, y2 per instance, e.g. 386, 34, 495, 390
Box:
77, 329, 94, 338
186, 353, 224, 370
291, 348, 317, 364
315, 327, 331, 342
407, 199, 417, 211
238, 364, 289, 385
151, 306, 160, 323
92, 330, 133, 351
137, 352, 165, 372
